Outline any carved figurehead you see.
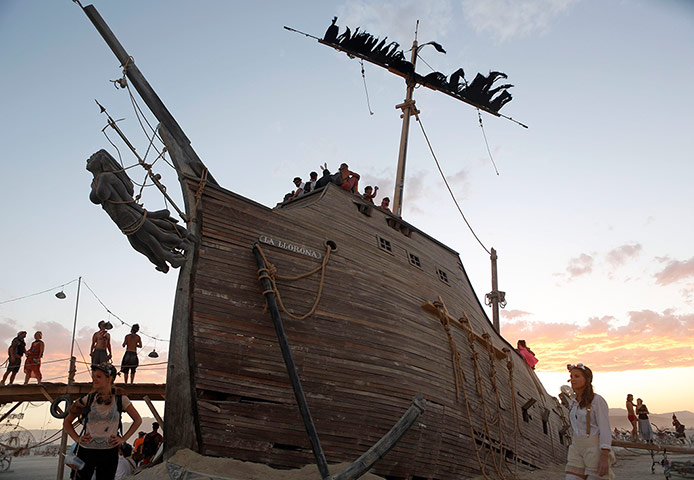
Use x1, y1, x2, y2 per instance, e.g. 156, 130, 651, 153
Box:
87, 149, 195, 273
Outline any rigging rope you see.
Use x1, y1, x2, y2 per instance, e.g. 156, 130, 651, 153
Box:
359, 59, 374, 115
478, 110, 500, 176
255, 243, 332, 321
433, 300, 491, 480
0, 279, 79, 306
82, 280, 169, 343
414, 112, 491, 255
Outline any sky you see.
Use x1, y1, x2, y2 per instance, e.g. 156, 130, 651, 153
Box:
0, 0, 692, 430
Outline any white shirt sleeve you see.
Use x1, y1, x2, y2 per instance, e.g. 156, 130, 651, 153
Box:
593, 394, 612, 450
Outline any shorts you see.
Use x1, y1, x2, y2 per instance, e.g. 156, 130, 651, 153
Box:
628, 414, 637, 422
6, 357, 21, 373
566, 435, 615, 479
121, 351, 139, 374
91, 349, 109, 366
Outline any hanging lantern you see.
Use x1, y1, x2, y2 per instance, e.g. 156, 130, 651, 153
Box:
55, 290, 66, 299
148, 349, 159, 358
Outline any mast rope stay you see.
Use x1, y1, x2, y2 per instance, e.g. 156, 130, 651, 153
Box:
359, 59, 374, 115
414, 112, 491, 255
478, 110, 500, 176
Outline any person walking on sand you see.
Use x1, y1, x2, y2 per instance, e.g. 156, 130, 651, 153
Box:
23, 331, 44, 384
626, 394, 638, 441
90, 321, 112, 366
1, 331, 27, 386
120, 324, 142, 384
636, 398, 654, 443
565, 363, 615, 480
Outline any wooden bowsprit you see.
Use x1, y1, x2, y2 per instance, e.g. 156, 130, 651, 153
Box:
253, 244, 425, 480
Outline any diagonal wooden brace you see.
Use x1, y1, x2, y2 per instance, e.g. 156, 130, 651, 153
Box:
329, 393, 426, 480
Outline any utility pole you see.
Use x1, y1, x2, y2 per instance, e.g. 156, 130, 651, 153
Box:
57, 276, 81, 480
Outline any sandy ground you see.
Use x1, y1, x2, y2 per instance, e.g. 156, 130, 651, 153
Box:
123, 447, 688, 479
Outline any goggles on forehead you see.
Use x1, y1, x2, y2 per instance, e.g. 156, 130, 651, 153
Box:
567, 363, 587, 371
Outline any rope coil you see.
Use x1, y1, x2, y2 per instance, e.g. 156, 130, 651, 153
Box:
255, 243, 332, 321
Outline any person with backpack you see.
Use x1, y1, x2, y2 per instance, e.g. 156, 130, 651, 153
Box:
141, 422, 163, 465
63, 363, 142, 480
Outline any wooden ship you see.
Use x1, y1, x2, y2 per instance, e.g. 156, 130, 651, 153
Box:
78, 3, 569, 479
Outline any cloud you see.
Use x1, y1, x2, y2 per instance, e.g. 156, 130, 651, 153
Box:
502, 309, 694, 372
461, 0, 578, 42
605, 243, 642, 267
566, 253, 593, 278
501, 309, 531, 320
337, 0, 454, 44
654, 257, 694, 285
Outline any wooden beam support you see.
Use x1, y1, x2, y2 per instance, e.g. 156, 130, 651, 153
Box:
611, 439, 694, 454
0, 402, 23, 422
143, 395, 164, 430
421, 300, 507, 359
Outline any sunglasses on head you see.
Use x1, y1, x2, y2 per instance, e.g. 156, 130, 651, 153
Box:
567, 363, 587, 371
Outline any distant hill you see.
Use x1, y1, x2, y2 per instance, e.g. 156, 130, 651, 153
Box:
609, 408, 694, 431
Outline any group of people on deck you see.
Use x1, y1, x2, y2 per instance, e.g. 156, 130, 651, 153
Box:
1, 330, 44, 385
285, 163, 392, 212
90, 320, 143, 384
1, 320, 143, 386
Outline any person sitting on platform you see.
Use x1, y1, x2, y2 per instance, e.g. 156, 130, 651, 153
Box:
517, 339, 538, 369
121, 324, 142, 384
290, 177, 305, 200
337, 163, 360, 193
90, 321, 112, 366
304, 171, 318, 194
23, 331, 44, 384
1, 331, 27, 386
362, 185, 378, 204
380, 197, 391, 212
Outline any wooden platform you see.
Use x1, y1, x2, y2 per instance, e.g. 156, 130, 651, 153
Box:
0, 382, 165, 404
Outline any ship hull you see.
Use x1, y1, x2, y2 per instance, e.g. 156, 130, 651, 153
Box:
179, 181, 567, 478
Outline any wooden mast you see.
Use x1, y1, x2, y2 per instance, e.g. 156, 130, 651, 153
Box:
392, 28, 420, 218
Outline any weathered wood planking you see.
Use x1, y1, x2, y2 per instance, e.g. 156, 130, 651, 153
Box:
185, 182, 567, 479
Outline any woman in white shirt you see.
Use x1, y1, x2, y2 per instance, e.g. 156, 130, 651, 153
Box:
63, 363, 142, 480
565, 363, 615, 480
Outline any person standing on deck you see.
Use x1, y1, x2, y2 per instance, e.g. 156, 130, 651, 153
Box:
120, 324, 142, 384
90, 321, 112, 366
626, 394, 638, 441
23, 331, 44, 384
1, 331, 27, 385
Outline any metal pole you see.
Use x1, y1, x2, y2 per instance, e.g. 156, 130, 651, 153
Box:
490, 248, 500, 333
68, 277, 81, 363
57, 276, 81, 480
252, 245, 331, 480
392, 41, 419, 218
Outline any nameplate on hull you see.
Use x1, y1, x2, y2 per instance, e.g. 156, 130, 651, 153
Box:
259, 234, 322, 260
